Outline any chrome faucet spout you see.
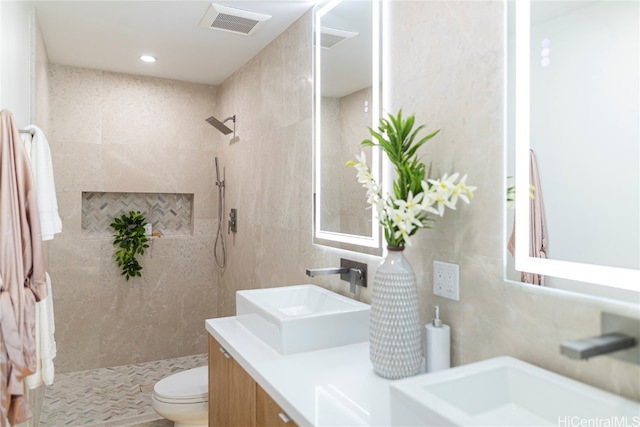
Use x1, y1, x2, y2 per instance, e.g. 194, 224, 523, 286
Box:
560, 333, 637, 360
305, 259, 367, 294
305, 267, 350, 277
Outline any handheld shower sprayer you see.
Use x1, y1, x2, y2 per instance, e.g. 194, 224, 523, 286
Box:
214, 156, 226, 268
215, 156, 224, 188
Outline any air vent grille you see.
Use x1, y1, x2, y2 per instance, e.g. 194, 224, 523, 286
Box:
211, 13, 259, 35
321, 33, 347, 49
318, 27, 358, 49
199, 3, 271, 36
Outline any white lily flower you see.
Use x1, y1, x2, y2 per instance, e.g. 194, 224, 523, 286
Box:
432, 191, 456, 216
451, 174, 477, 204
391, 215, 413, 246
394, 191, 424, 222
347, 111, 477, 248
420, 181, 438, 208
429, 172, 458, 196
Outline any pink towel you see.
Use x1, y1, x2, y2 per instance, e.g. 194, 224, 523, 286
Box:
0, 109, 47, 426
508, 149, 548, 285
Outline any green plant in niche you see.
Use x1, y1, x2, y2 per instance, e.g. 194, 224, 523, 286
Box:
110, 211, 150, 280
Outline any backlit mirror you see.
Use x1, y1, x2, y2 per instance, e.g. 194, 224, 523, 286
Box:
506, 0, 640, 300
313, 0, 382, 255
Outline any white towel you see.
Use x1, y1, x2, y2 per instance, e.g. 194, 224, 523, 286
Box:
25, 273, 57, 389
21, 125, 62, 240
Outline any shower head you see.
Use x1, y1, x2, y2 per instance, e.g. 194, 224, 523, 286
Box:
206, 115, 235, 135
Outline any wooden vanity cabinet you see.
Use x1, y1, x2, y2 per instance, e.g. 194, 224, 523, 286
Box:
256, 384, 297, 426
209, 336, 256, 426
209, 335, 298, 427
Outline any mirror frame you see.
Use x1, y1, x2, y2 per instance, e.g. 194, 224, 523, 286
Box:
513, 0, 640, 292
312, 0, 382, 252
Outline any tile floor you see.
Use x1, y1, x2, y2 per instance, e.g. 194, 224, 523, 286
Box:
38, 353, 208, 427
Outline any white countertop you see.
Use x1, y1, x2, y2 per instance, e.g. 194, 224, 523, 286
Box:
206, 316, 395, 426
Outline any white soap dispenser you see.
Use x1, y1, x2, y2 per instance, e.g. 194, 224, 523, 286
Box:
425, 305, 450, 373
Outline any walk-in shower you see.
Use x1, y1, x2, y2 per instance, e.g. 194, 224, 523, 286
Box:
206, 114, 236, 268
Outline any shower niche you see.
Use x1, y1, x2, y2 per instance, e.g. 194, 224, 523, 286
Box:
81, 192, 194, 238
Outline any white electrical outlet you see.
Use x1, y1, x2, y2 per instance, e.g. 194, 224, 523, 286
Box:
433, 261, 460, 301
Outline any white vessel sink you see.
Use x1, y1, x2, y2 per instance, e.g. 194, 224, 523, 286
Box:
236, 284, 370, 354
390, 356, 640, 426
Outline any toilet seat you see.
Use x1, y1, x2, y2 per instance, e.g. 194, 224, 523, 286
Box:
153, 366, 208, 404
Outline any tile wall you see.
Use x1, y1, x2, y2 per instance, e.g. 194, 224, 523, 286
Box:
46, 65, 219, 372
214, 2, 639, 401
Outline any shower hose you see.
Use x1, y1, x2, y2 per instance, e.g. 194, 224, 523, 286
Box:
214, 179, 226, 268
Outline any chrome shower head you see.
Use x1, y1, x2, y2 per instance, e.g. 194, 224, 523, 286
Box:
206, 115, 235, 135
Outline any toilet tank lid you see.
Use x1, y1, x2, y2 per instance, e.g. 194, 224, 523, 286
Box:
154, 365, 208, 400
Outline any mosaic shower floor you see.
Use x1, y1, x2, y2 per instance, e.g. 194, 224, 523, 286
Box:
39, 353, 208, 427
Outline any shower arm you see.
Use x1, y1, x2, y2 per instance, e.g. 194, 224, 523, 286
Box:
223, 116, 236, 139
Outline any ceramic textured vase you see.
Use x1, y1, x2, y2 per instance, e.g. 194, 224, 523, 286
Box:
369, 246, 422, 379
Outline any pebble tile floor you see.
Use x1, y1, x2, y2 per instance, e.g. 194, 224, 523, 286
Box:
39, 353, 208, 427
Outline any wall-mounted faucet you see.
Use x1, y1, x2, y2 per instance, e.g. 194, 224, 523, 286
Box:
560, 333, 636, 360
560, 312, 639, 363
306, 258, 367, 293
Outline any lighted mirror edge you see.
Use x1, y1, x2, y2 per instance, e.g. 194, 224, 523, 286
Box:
312, 0, 382, 251
515, 256, 640, 292
512, 0, 639, 295
313, 3, 323, 245
315, 229, 379, 248
513, 0, 531, 273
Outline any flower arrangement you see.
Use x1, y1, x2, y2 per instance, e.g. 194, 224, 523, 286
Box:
347, 110, 476, 248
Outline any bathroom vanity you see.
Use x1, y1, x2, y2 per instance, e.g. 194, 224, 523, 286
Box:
206, 316, 393, 426
207, 315, 640, 427
206, 285, 639, 426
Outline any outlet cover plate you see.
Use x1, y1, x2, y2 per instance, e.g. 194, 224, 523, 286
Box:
433, 261, 460, 301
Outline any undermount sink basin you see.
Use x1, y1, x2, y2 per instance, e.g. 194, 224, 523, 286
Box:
236, 284, 370, 354
390, 356, 640, 426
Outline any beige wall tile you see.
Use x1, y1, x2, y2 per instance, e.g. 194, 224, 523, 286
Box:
48, 65, 219, 371
213, 3, 639, 402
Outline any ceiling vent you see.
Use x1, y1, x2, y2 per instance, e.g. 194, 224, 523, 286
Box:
199, 3, 271, 36
319, 27, 359, 49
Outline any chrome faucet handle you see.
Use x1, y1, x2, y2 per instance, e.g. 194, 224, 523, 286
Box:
349, 268, 363, 293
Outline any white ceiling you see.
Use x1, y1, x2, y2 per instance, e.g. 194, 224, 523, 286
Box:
26, 1, 316, 86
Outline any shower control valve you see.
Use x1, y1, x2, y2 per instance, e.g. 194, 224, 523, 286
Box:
228, 208, 237, 234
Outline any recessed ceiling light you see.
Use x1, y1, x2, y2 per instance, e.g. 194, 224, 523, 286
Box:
140, 55, 157, 63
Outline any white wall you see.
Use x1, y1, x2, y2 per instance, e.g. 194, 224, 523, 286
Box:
0, 1, 33, 126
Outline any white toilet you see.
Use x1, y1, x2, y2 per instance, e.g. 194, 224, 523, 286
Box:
151, 365, 209, 427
